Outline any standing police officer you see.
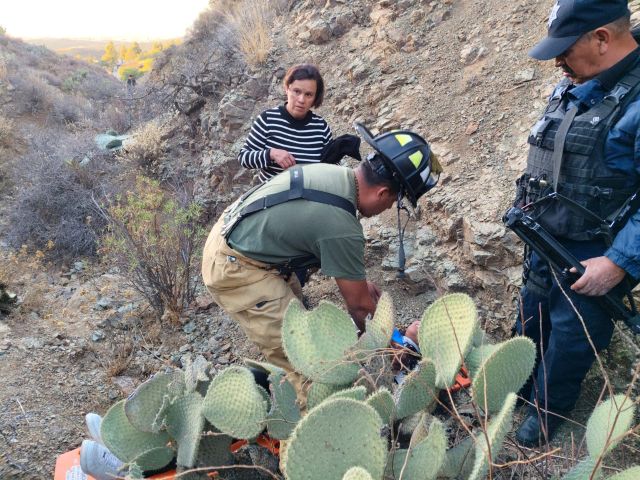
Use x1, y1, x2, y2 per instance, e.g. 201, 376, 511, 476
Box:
513, 0, 640, 447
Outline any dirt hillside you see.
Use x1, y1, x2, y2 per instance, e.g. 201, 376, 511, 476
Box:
1, 1, 640, 478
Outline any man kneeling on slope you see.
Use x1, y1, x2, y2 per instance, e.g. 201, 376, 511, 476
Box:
201, 123, 441, 395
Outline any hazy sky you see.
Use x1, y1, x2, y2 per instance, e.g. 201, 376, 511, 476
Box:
1, 0, 211, 40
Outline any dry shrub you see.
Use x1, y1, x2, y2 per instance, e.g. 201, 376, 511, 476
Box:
0, 55, 7, 82
97, 176, 205, 321
119, 120, 167, 174
6, 131, 114, 260
0, 114, 14, 149
226, 1, 276, 66
102, 105, 129, 134
9, 71, 57, 115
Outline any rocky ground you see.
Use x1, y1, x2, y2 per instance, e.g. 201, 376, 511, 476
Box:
2, 0, 640, 478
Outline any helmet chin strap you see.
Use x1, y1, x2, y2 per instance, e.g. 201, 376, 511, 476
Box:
396, 190, 410, 278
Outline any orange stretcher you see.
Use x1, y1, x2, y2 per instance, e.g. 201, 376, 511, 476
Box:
54, 435, 280, 480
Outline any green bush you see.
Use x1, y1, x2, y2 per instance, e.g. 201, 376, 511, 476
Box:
98, 175, 205, 321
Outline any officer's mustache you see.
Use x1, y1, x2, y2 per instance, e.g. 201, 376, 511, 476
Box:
559, 63, 576, 78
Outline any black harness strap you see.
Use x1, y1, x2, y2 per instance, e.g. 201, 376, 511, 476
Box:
237, 166, 356, 219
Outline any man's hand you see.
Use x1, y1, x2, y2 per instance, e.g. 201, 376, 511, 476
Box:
270, 148, 296, 169
335, 278, 378, 333
569, 256, 626, 296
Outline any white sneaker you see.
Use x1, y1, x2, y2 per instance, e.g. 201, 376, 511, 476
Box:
85, 413, 103, 444
80, 440, 125, 480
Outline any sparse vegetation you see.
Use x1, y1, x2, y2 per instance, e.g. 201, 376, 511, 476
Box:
118, 120, 168, 174
6, 133, 112, 260
227, 1, 275, 66
97, 175, 205, 321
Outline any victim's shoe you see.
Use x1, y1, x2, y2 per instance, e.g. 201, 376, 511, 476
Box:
515, 412, 565, 448
80, 439, 125, 480
85, 413, 103, 444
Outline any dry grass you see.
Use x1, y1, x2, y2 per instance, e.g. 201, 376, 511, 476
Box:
0, 114, 15, 150
104, 335, 136, 378
119, 120, 167, 173
227, 2, 274, 67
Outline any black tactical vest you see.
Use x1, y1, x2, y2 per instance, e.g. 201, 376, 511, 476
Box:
525, 66, 640, 241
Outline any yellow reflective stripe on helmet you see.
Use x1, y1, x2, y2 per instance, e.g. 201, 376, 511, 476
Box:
408, 150, 423, 169
394, 134, 413, 146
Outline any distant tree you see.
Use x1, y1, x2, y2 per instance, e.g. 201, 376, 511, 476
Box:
124, 42, 143, 62
0, 26, 6, 36
119, 45, 127, 62
119, 66, 141, 81
101, 41, 118, 68
151, 41, 164, 54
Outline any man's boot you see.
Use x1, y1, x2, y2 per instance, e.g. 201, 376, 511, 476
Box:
515, 412, 565, 448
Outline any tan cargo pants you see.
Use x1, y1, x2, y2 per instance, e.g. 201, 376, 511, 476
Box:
202, 216, 307, 400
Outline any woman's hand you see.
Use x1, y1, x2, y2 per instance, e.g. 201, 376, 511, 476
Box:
270, 148, 296, 169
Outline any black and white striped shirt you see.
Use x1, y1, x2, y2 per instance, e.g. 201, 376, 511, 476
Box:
237, 105, 333, 183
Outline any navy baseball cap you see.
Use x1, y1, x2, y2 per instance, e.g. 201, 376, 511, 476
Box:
529, 0, 631, 60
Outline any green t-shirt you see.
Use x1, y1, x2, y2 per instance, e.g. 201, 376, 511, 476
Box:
227, 164, 365, 280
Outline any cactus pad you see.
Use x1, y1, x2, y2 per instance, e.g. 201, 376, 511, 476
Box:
465, 343, 498, 377
586, 394, 636, 458
195, 424, 233, 470
307, 382, 351, 410
468, 393, 517, 480
350, 292, 395, 361
607, 466, 640, 480
183, 355, 212, 394
366, 388, 395, 425
472, 337, 536, 413
202, 366, 268, 439
131, 446, 176, 472
101, 400, 172, 465
439, 437, 475, 479
394, 359, 438, 419
265, 371, 301, 440
342, 466, 374, 480
561, 457, 600, 480
418, 293, 479, 388
283, 398, 386, 480
327, 385, 368, 402
165, 391, 206, 467
387, 417, 446, 480
243, 358, 286, 377
125, 371, 174, 432
282, 300, 360, 385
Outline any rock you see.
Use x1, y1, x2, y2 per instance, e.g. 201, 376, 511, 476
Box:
460, 44, 488, 65
465, 122, 479, 135
94, 297, 112, 310
307, 20, 332, 44
195, 295, 215, 311
91, 330, 106, 342
21, 337, 44, 349
183, 321, 197, 334
112, 376, 137, 396
514, 68, 535, 83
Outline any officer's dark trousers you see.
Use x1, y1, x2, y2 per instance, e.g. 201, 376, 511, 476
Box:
515, 241, 617, 415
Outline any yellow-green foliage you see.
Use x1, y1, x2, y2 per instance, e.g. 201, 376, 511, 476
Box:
101, 175, 205, 320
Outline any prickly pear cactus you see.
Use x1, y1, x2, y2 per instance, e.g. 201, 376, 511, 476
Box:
350, 292, 395, 360
386, 416, 446, 480
183, 355, 212, 394
366, 388, 395, 425
394, 359, 438, 419
439, 436, 475, 479
307, 382, 351, 410
468, 392, 517, 480
265, 370, 301, 440
342, 466, 374, 480
586, 394, 635, 458
194, 424, 233, 471
418, 293, 478, 388
561, 457, 600, 480
124, 371, 175, 432
101, 400, 174, 470
472, 337, 536, 413
202, 366, 268, 439
607, 466, 640, 479
283, 398, 386, 480
165, 391, 206, 468
282, 300, 360, 385
326, 385, 368, 402
465, 343, 498, 377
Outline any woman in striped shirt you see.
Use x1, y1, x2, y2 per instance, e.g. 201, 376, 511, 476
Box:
237, 64, 333, 183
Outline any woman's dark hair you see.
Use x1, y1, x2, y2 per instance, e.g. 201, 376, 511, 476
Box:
283, 64, 325, 107
361, 155, 401, 194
